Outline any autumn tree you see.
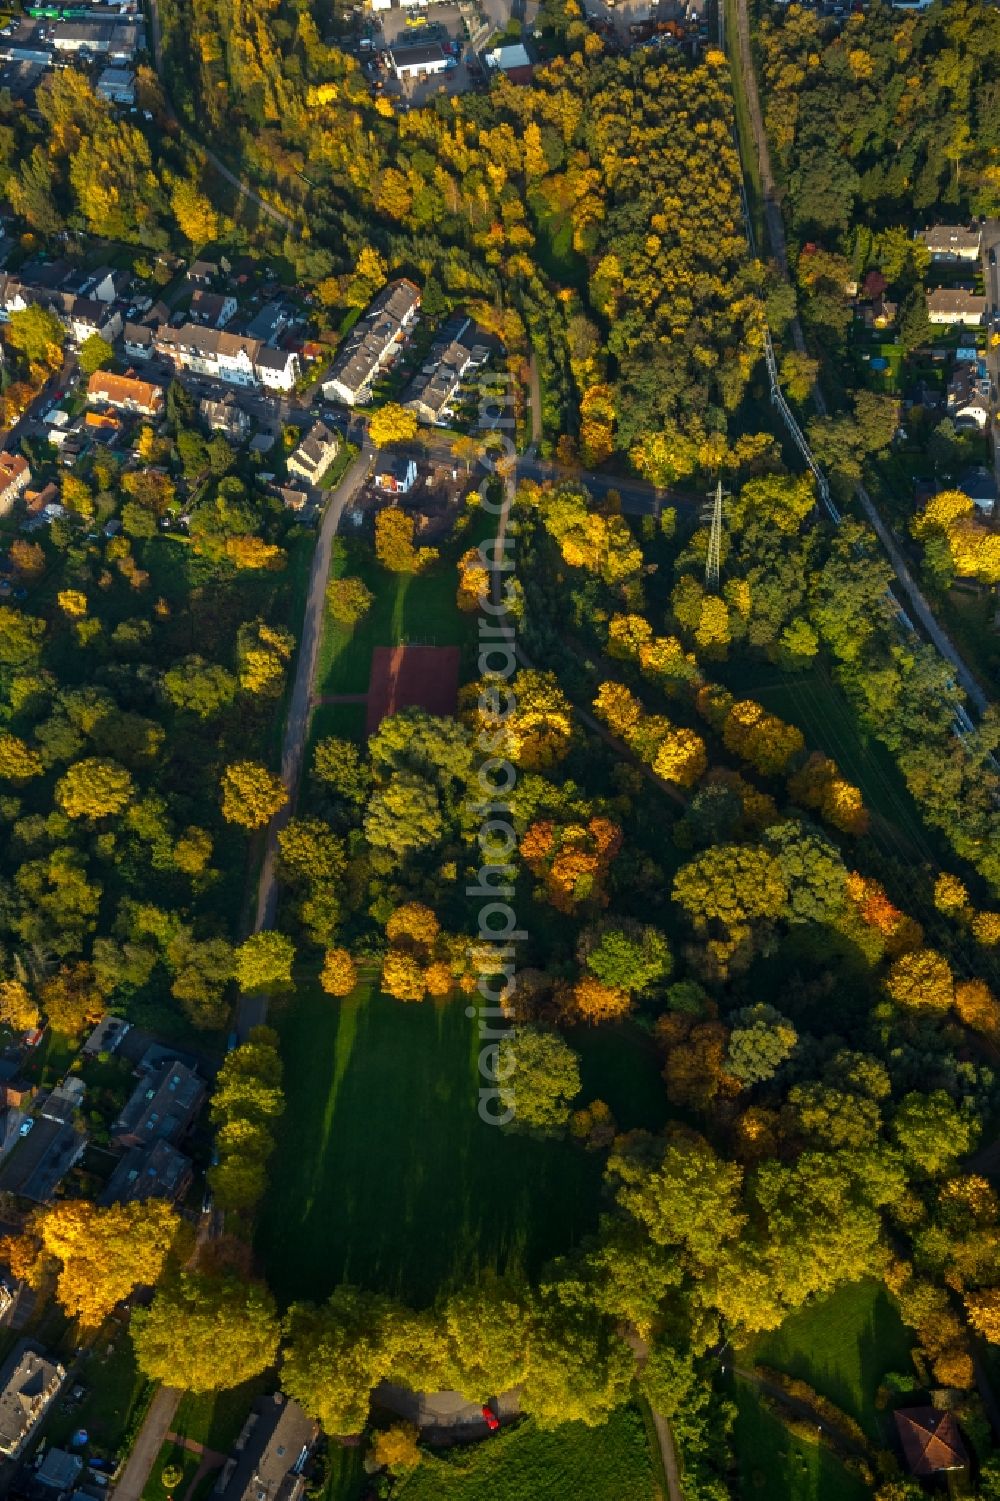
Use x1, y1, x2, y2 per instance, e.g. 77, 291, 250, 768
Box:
320, 948, 357, 997
0, 730, 43, 783
885, 949, 954, 1012
7, 304, 64, 369
132, 1272, 281, 1392
55, 758, 134, 820
0, 979, 40, 1033
369, 403, 418, 448
326, 576, 374, 628
30, 1199, 180, 1327
220, 761, 287, 829
374, 509, 438, 575
372, 1424, 421, 1474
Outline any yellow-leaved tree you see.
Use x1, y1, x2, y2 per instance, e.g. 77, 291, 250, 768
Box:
220, 761, 287, 829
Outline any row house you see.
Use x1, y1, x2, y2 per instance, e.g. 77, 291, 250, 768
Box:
154, 323, 299, 391
322, 279, 421, 406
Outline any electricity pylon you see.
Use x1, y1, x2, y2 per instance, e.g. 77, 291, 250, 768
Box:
704, 480, 728, 592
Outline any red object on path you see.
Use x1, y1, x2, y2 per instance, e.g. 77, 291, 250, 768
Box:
365, 644, 460, 736
482, 1406, 500, 1433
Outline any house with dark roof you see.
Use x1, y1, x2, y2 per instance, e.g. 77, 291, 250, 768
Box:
101, 1138, 193, 1207
113, 1059, 205, 1150
190, 290, 238, 329
286, 421, 340, 485
895, 1407, 968, 1477
214, 1394, 317, 1501
154, 323, 299, 391
322, 280, 421, 406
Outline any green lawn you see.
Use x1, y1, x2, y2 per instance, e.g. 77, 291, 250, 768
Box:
732, 1382, 871, 1501
142, 1442, 202, 1501
748, 1280, 915, 1442
315, 545, 472, 700
172, 1376, 272, 1454
43, 1341, 150, 1459
320, 1445, 367, 1501
723, 659, 935, 863
394, 1410, 661, 1501
566, 1021, 669, 1134
255, 983, 604, 1308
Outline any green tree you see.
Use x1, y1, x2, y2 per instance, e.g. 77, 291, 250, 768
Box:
577, 921, 672, 996
77, 333, 114, 376
131, 1272, 281, 1392
496, 1027, 581, 1133
892, 1091, 976, 1178
162, 657, 237, 717
726, 1004, 798, 1085
233, 932, 295, 992
7, 304, 64, 368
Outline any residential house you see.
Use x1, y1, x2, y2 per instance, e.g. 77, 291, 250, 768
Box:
404, 314, 486, 425
375, 457, 418, 495
0, 1347, 65, 1458
947, 362, 992, 429
895, 1408, 968, 1478
388, 41, 452, 79
957, 465, 998, 516
96, 65, 135, 105
0, 451, 30, 515
926, 289, 987, 326
36, 1447, 83, 1493
40, 1076, 85, 1126
187, 260, 219, 286
275, 487, 308, 512
286, 421, 340, 485
322, 280, 421, 406
101, 1137, 193, 1207
0, 1060, 33, 1110
123, 321, 154, 361
154, 324, 299, 391
113, 1059, 205, 1150
190, 290, 238, 329
87, 370, 164, 417
200, 393, 251, 442
485, 41, 533, 74
62, 295, 122, 345
214, 1394, 318, 1501
82, 1014, 130, 1057
917, 224, 983, 261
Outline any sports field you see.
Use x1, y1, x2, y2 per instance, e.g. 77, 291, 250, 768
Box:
255, 982, 604, 1308
365, 643, 460, 735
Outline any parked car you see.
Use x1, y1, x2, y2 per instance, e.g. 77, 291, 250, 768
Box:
18, 1119, 33, 1138
481, 1405, 499, 1433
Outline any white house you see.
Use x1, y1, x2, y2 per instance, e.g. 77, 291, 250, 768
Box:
154, 324, 299, 391
926, 289, 987, 326
286, 421, 341, 485
917, 225, 983, 262
388, 40, 451, 80
323, 279, 421, 406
